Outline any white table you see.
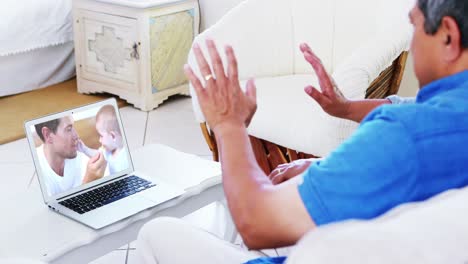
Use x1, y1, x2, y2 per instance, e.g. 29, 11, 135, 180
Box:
0, 144, 230, 263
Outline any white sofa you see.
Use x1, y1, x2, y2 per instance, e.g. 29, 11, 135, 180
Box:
188, 0, 414, 159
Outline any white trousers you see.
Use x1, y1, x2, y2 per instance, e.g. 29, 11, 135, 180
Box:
137, 217, 265, 264
137, 187, 468, 264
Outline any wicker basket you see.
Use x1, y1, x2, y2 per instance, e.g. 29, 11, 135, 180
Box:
200, 51, 409, 174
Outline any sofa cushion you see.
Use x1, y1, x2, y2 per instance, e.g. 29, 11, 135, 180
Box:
286, 186, 468, 264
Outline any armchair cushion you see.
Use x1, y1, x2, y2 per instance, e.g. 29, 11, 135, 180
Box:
188, 0, 295, 84
332, 21, 412, 100
291, 0, 334, 74
246, 74, 357, 157
331, 0, 413, 70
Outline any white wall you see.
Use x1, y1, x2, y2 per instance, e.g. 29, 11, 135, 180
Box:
198, 0, 245, 30
398, 52, 419, 97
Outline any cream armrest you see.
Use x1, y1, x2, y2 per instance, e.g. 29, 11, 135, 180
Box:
286, 186, 468, 264
332, 21, 413, 100
246, 74, 342, 157
188, 0, 295, 122
331, 0, 414, 100
319, 23, 413, 151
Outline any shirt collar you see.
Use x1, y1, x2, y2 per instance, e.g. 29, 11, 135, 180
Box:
416, 70, 468, 103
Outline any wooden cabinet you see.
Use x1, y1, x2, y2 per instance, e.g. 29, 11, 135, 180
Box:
73, 0, 200, 110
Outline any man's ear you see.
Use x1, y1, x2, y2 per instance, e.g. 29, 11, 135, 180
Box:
42, 127, 53, 144
440, 16, 462, 62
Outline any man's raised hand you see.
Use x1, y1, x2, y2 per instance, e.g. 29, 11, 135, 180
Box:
184, 39, 257, 132
300, 43, 351, 119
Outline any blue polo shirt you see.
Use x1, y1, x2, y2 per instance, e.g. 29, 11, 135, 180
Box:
245, 70, 468, 264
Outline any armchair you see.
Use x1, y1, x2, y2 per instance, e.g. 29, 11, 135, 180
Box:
188, 0, 414, 173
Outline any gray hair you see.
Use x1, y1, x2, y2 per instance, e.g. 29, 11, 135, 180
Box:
417, 0, 468, 48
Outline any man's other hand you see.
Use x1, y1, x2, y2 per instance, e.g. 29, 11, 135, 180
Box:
184, 39, 257, 132
300, 43, 352, 119
269, 159, 314, 185
83, 152, 107, 184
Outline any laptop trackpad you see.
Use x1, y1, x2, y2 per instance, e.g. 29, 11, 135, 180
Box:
82, 195, 154, 229
140, 183, 184, 204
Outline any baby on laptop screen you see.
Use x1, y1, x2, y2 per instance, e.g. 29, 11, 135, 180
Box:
78, 105, 129, 175
33, 104, 128, 196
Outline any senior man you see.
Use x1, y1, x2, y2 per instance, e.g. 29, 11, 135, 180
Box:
138, 0, 468, 263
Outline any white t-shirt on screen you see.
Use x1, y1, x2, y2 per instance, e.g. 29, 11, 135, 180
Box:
36, 145, 88, 197
104, 147, 129, 175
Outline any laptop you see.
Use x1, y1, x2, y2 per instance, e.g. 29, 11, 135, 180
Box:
24, 98, 184, 229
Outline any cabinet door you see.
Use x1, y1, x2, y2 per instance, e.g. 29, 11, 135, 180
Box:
149, 9, 196, 94
76, 10, 139, 91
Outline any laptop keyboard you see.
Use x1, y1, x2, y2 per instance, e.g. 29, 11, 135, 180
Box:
58, 175, 156, 214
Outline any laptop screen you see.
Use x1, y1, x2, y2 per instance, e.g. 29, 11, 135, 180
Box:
25, 99, 133, 200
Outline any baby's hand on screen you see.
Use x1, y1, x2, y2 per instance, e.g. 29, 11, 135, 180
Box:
77, 139, 97, 158
77, 139, 88, 155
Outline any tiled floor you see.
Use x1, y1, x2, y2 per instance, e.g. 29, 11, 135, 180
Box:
0, 95, 232, 263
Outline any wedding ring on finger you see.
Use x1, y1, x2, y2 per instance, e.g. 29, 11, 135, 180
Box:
204, 74, 213, 81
